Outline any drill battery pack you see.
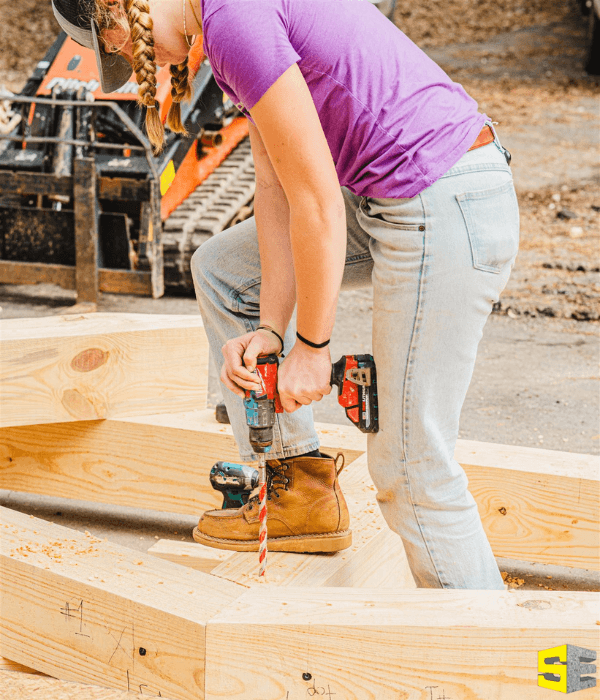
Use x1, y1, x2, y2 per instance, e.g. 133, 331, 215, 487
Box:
330, 354, 379, 433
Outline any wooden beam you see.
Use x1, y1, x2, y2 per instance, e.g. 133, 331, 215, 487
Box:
209, 454, 417, 589
457, 440, 600, 571
147, 540, 232, 574
0, 260, 76, 288
1, 405, 597, 569
0, 313, 208, 428
205, 587, 599, 700
0, 261, 152, 295
98, 177, 151, 202
0, 656, 46, 674
123, 409, 366, 464
0, 506, 243, 699
113, 417, 600, 573
0, 411, 362, 517
98, 269, 152, 296
73, 157, 99, 304
150, 528, 416, 589
0, 171, 72, 198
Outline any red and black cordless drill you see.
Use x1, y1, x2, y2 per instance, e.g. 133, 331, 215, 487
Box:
243, 353, 378, 454
210, 354, 378, 509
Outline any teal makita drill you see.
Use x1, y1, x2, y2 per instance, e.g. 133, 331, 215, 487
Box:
209, 461, 259, 509
210, 353, 378, 508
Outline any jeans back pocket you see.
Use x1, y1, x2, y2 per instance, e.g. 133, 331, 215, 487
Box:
456, 179, 520, 273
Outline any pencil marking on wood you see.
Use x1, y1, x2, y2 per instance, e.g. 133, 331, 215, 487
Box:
108, 625, 129, 665
59, 599, 91, 638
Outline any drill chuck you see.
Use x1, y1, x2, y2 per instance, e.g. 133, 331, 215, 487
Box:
244, 354, 282, 454
249, 425, 275, 453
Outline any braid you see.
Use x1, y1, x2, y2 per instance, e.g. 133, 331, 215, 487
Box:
167, 58, 192, 134
124, 0, 164, 151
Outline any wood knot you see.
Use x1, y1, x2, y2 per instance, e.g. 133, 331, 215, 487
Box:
71, 348, 108, 373
61, 389, 105, 420
498, 507, 507, 515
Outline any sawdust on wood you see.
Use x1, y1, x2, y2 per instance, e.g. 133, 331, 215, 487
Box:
0, 671, 138, 700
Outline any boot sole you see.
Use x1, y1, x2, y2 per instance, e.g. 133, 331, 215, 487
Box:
192, 527, 352, 553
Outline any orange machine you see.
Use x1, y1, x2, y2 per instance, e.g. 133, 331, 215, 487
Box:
0, 33, 252, 301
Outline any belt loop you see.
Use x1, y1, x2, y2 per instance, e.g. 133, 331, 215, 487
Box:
487, 120, 512, 166
487, 120, 500, 144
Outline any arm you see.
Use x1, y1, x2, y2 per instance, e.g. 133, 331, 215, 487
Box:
248, 121, 296, 338
221, 63, 346, 411
249, 64, 347, 350
248, 63, 347, 411
219, 121, 296, 398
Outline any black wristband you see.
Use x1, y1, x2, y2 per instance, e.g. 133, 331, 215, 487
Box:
296, 331, 330, 349
257, 325, 284, 355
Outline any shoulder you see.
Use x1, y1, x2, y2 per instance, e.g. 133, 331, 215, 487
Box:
203, 0, 299, 110
203, 0, 286, 32
203, 0, 287, 61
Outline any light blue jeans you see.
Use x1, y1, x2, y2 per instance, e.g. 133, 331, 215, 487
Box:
191, 133, 520, 589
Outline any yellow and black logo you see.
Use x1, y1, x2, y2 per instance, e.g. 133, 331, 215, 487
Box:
538, 644, 596, 693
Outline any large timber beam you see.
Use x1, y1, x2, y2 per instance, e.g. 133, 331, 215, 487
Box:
0, 411, 364, 517
149, 528, 412, 588
0, 657, 45, 674
0, 313, 208, 428
457, 439, 599, 571
149, 453, 417, 590
146, 540, 233, 574
1, 409, 597, 570
0, 506, 243, 699
205, 586, 599, 700
0, 261, 153, 295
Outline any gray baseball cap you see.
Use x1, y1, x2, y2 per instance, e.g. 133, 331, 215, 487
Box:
51, 0, 133, 93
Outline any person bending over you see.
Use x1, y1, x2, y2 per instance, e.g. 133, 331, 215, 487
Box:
52, 0, 519, 589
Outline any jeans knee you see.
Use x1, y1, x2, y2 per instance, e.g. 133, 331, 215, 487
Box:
413, 471, 473, 512
190, 238, 217, 292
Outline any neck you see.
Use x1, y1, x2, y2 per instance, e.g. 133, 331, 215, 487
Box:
183, 0, 203, 36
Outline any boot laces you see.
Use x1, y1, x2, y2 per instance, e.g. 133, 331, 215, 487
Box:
247, 460, 290, 509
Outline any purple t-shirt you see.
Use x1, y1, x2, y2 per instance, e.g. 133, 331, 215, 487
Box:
200, 0, 487, 198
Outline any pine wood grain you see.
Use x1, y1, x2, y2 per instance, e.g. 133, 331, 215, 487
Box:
0, 418, 222, 515
457, 441, 599, 571
122, 409, 367, 464
0, 506, 244, 700
0, 657, 45, 674
0, 412, 363, 517
205, 587, 599, 700
147, 540, 232, 574
0, 313, 208, 428
0, 406, 597, 569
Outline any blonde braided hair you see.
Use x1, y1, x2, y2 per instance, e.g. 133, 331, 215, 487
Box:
95, 0, 194, 151
124, 0, 164, 149
167, 58, 192, 134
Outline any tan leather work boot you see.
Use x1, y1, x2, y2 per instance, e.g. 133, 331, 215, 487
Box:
193, 453, 352, 553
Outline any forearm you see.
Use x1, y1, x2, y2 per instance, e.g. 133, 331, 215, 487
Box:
254, 182, 296, 336
290, 191, 346, 345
